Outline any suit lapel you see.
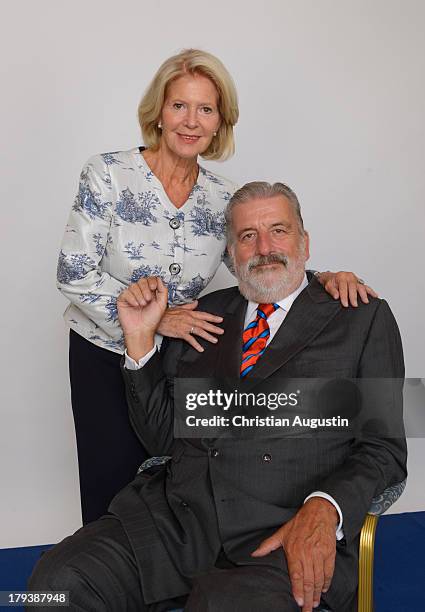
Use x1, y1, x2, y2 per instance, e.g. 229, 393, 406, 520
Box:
214, 293, 247, 379
242, 278, 342, 390
177, 277, 341, 385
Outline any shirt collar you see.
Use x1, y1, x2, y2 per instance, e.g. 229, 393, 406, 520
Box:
246, 273, 308, 320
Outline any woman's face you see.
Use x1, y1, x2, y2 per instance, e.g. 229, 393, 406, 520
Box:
159, 73, 221, 160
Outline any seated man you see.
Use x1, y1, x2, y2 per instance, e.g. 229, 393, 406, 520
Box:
30, 182, 406, 612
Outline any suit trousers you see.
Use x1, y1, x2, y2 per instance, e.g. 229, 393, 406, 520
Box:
28, 516, 306, 612
69, 330, 147, 524
28, 516, 187, 611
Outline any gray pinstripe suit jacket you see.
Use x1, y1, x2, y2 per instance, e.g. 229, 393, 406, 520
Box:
110, 275, 407, 610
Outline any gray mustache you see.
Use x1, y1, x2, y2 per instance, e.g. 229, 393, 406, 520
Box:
248, 254, 288, 271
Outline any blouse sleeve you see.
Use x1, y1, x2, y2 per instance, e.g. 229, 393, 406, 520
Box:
56, 155, 126, 341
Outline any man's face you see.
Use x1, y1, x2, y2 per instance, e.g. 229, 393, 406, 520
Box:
228, 195, 310, 303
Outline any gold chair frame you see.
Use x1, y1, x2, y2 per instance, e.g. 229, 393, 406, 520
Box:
358, 513, 379, 612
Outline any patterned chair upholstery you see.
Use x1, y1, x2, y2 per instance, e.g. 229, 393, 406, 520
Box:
138, 458, 406, 612
137, 456, 172, 473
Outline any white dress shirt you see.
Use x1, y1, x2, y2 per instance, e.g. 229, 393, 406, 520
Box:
242, 273, 308, 343
125, 273, 344, 539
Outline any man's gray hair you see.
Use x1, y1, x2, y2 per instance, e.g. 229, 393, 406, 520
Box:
225, 181, 305, 242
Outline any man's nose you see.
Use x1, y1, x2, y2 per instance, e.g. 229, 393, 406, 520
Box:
256, 232, 273, 256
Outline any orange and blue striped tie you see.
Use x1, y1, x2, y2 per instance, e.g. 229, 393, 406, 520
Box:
240, 303, 279, 378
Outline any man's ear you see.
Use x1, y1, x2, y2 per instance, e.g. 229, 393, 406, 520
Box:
303, 231, 310, 262
224, 242, 236, 275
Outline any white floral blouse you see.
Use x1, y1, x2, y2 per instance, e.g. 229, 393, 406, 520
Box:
57, 147, 238, 354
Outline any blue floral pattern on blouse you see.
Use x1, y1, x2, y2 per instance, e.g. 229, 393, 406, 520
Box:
57, 148, 238, 353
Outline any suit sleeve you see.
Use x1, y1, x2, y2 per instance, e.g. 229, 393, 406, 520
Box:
316, 299, 407, 544
120, 340, 183, 456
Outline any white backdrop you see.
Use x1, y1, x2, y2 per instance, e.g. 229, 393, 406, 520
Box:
1, 0, 424, 548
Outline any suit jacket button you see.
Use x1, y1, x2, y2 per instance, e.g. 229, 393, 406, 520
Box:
180, 500, 189, 508
210, 448, 219, 458
262, 453, 272, 462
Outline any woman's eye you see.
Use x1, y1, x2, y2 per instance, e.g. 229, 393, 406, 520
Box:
202, 106, 213, 114
173, 102, 184, 110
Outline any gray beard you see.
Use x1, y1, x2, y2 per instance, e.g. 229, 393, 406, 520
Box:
235, 252, 306, 303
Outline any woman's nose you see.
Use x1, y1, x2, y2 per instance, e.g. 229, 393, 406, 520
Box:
184, 107, 199, 129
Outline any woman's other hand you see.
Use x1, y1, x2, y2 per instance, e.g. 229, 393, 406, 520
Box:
158, 301, 224, 353
316, 271, 378, 307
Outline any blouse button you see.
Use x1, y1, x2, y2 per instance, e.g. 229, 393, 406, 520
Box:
169, 217, 181, 230
262, 453, 272, 462
169, 263, 181, 275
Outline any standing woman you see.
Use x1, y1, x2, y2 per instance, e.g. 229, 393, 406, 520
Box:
57, 49, 374, 524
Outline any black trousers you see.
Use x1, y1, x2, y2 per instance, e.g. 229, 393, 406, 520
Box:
28, 516, 301, 612
69, 330, 147, 524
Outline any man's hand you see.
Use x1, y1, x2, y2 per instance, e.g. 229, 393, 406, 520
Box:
251, 498, 338, 612
117, 276, 168, 361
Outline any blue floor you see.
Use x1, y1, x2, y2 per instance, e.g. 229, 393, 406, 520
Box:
0, 545, 52, 610
1, 512, 424, 611
0, 544, 52, 592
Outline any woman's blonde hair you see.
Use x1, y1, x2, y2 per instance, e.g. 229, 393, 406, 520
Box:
138, 49, 239, 161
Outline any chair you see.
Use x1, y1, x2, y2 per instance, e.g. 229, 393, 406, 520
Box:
138, 459, 406, 612
358, 480, 406, 612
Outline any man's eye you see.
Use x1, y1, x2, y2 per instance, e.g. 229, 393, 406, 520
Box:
241, 233, 255, 241
273, 228, 286, 234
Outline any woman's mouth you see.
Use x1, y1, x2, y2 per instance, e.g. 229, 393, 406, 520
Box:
178, 134, 201, 142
